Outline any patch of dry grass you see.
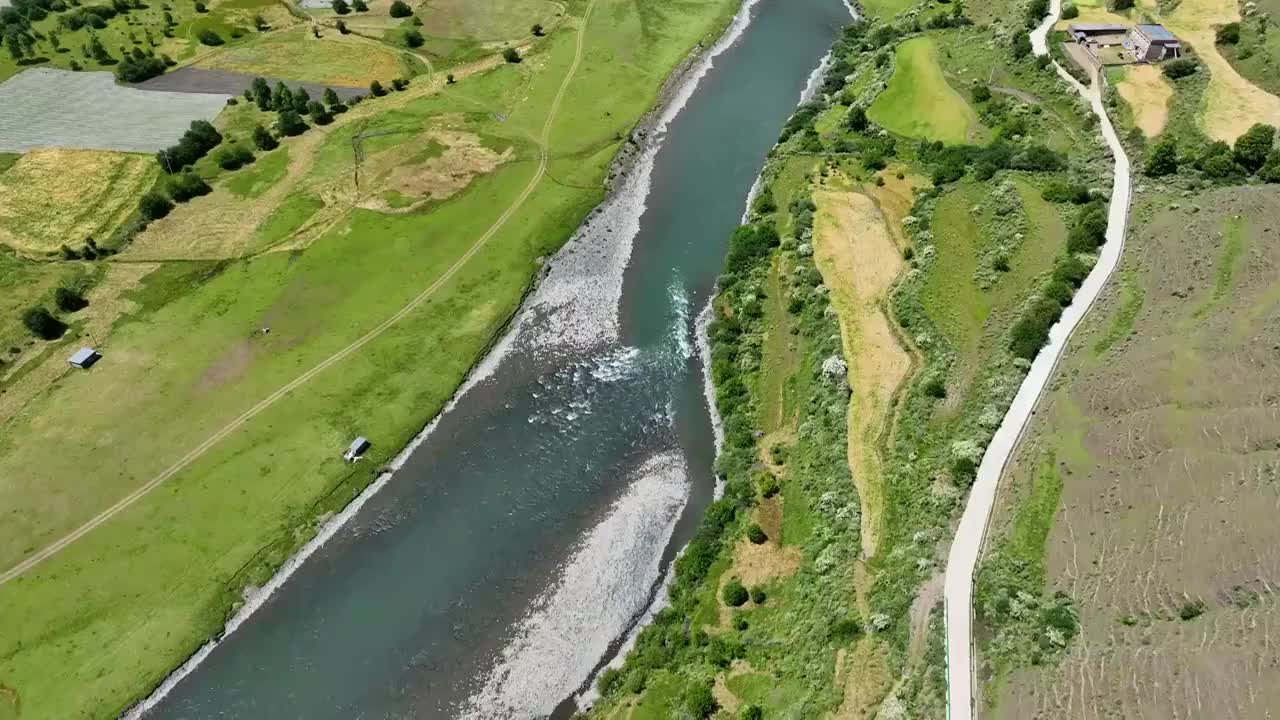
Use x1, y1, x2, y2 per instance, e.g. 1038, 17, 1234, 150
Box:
1115, 64, 1173, 137
812, 180, 912, 560
1161, 0, 1280, 140
196, 27, 405, 86
0, 150, 157, 256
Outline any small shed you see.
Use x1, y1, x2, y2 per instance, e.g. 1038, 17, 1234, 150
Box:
344, 436, 371, 462
67, 347, 101, 369
1129, 24, 1181, 62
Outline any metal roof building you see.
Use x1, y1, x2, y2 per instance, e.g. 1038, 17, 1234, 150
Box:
67, 347, 100, 369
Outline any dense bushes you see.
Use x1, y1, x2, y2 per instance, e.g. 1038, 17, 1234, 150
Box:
389, 0, 411, 16
167, 171, 211, 201
723, 223, 780, 276
1066, 201, 1107, 253
156, 120, 223, 173
22, 307, 66, 340
138, 191, 174, 221
196, 28, 223, 46
215, 143, 255, 170
115, 53, 165, 82
1162, 57, 1198, 79
1008, 202, 1102, 359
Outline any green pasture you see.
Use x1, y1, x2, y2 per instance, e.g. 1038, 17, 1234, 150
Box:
869, 36, 981, 144
0, 0, 742, 717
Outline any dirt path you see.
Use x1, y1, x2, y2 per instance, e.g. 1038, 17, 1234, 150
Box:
812, 179, 911, 561
946, 1, 1133, 717
0, 0, 598, 588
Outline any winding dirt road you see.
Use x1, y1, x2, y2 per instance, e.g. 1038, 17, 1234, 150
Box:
0, 0, 597, 588
943, 3, 1133, 717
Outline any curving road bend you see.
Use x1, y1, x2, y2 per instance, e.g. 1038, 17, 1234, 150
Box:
943, 3, 1133, 718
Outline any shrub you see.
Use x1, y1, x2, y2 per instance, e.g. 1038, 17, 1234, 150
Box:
596, 666, 623, 696
22, 307, 66, 340
750, 586, 767, 604
1179, 598, 1207, 621
503, 46, 521, 63
684, 683, 717, 718
216, 143, 254, 170
1110, 0, 1133, 9
1216, 21, 1240, 45
1143, 137, 1178, 176
55, 287, 88, 312
115, 54, 164, 81
1052, 254, 1088, 287
156, 120, 224, 172
1025, 0, 1048, 24
391, 77, 409, 91
370, 79, 386, 96
971, 84, 991, 102
741, 705, 763, 720
138, 191, 174, 221
336, 18, 348, 33
251, 124, 278, 151
923, 376, 946, 398
403, 29, 423, 47
1162, 58, 1198, 79
332, 0, 349, 13
846, 104, 867, 132
758, 472, 780, 498
1260, 149, 1280, 183
194, 0, 207, 11
1061, 3, 1079, 18
829, 617, 862, 641
446, 73, 455, 84
168, 171, 211, 201
723, 577, 749, 607
389, 0, 411, 16
1010, 32, 1031, 59
196, 29, 223, 46
531, 23, 544, 36
746, 523, 766, 544
1010, 295, 1063, 360
353, 0, 367, 9
278, 110, 308, 136
1067, 202, 1107, 253
1233, 122, 1275, 173
1041, 180, 1091, 204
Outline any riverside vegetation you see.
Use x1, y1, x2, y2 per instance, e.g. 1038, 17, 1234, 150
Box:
587, 2, 1118, 717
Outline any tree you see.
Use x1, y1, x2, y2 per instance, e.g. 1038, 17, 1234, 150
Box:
196, 28, 223, 46
971, 84, 991, 102
1144, 137, 1178, 176
22, 307, 66, 340
749, 586, 767, 604
1061, 3, 1079, 18
115, 54, 164, 81
503, 46, 521, 63
389, 0, 411, 16
253, 13, 268, 30
250, 76, 271, 110
353, 0, 368, 10
1110, 0, 1133, 8
335, 18, 348, 33
55, 287, 88, 313
271, 81, 292, 111
291, 86, 311, 114
746, 523, 766, 544
1010, 32, 1031, 59
740, 706, 763, 720
1216, 21, 1240, 45
87, 33, 112, 64
139, 191, 174, 221
323, 87, 341, 107
369, 79, 386, 96
722, 577, 749, 607
1233, 122, 1275, 173
194, 0, 207, 11
531, 22, 544, 36
307, 100, 332, 124
1260, 149, 1280, 183
446, 72, 455, 84
332, 0, 350, 13
403, 28, 423, 47
846, 104, 867, 132
277, 109, 308, 136
251, 123, 278, 151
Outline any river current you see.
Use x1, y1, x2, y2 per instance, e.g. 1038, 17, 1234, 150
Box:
141, 0, 848, 716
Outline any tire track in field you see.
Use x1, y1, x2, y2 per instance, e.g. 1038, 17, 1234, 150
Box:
0, 0, 597, 588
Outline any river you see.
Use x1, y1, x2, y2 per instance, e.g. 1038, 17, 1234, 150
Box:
141, 0, 848, 716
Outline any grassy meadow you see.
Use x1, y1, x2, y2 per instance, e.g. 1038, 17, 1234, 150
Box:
869, 36, 982, 144
0, 0, 742, 717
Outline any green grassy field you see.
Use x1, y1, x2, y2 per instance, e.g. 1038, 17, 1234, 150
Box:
0, 0, 742, 717
0, 0, 286, 83
869, 36, 981, 144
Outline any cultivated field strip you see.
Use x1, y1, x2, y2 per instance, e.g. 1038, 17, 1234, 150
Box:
0, 68, 228, 154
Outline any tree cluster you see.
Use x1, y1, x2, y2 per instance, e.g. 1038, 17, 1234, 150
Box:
156, 120, 223, 173
115, 47, 165, 82
1145, 122, 1280, 182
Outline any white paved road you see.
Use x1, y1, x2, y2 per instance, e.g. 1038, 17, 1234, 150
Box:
942, 4, 1132, 718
